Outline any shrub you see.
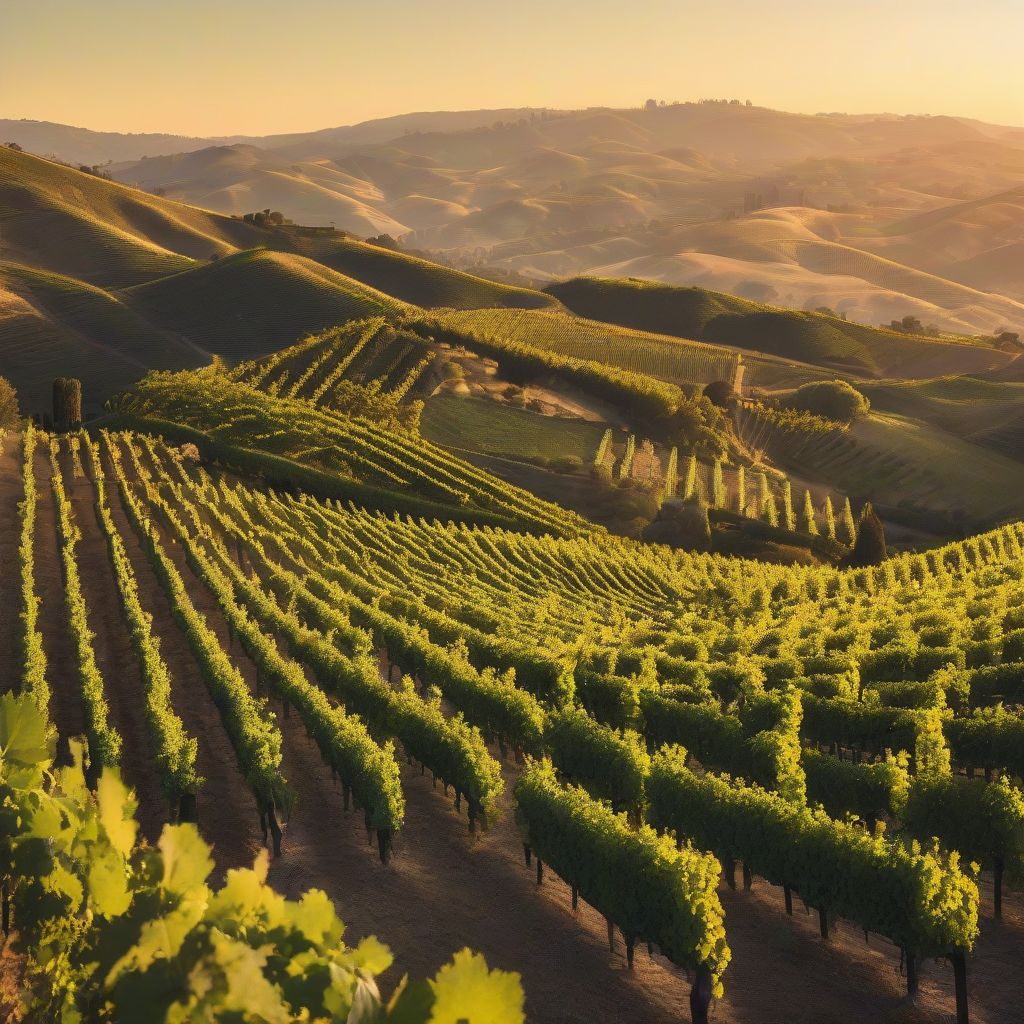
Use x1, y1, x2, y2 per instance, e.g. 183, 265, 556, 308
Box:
549, 455, 583, 474
0, 375, 19, 430
785, 379, 870, 424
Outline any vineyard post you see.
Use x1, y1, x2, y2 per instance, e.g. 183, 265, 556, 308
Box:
951, 951, 969, 1024
689, 964, 713, 1024
268, 801, 283, 856
178, 791, 198, 823
994, 857, 1003, 920
905, 950, 918, 997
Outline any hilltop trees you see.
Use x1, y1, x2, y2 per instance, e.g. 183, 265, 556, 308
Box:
52, 377, 82, 432
0, 376, 19, 430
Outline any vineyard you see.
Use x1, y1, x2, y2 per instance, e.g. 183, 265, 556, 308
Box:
426, 307, 740, 390
3, 418, 1024, 1022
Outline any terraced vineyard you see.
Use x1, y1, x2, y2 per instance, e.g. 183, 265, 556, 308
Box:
6, 419, 1024, 1023
428, 307, 740, 389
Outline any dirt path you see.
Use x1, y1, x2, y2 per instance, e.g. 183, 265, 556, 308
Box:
0, 433, 24, 687
100, 440, 264, 875
32, 441, 86, 764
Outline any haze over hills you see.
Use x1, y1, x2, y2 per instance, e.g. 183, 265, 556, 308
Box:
44, 101, 1022, 336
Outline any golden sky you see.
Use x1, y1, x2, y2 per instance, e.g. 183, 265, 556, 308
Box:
4, 0, 1023, 136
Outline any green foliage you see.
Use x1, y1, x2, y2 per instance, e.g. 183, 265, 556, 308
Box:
0, 375, 19, 430
848, 503, 887, 567
647, 745, 979, 957
786, 379, 870, 424
0, 693, 524, 1023
515, 759, 730, 994
803, 747, 910, 822
544, 706, 650, 813
18, 425, 49, 717
49, 435, 121, 774
904, 773, 1024, 882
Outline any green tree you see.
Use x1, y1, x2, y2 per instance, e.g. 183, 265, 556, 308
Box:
759, 472, 778, 527
781, 479, 795, 531
52, 377, 82, 432
712, 459, 726, 508
847, 502, 887, 567
823, 495, 836, 539
0, 375, 19, 430
736, 464, 746, 516
839, 497, 857, 546
802, 489, 818, 536
786, 380, 870, 424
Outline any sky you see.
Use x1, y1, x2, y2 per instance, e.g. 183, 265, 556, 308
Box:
3, 0, 1023, 136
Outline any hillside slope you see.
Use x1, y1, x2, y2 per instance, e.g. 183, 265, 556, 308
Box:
0, 147, 265, 287
547, 277, 1016, 379
125, 249, 409, 358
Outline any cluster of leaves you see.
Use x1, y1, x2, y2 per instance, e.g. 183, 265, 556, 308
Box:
646, 745, 979, 958
0, 693, 525, 1023
544, 706, 650, 814
803, 747, 910, 823
514, 759, 730, 995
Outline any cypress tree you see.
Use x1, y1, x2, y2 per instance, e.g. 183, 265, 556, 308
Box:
802, 489, 818, 535
52, 377, 82, 433
736, 464, 746, 516
712, 459, 726, 509
683, 454, 698, 500
781, 479, 795, 531
848, 502, 887, 567
823, 495, 836, 539
759, 472, 778, 527
839, 497, 857, 545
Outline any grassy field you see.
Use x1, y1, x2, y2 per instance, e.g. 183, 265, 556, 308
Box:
548, 277, 1014, 379
126, 249, 409, 360
0, 261, 203, 412
0, 147, 266, 287
421, 394, 608, 461
279, 234, 556, 310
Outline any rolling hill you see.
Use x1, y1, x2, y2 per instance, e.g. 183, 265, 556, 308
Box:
124, 249, 408, 356
95, 103, 1024, 335
0, 146, 562, 408
547, 277, 1016, 379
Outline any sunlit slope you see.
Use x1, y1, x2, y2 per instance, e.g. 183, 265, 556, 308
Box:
548, 277, 1014, 378
125, 249, 409, 359
860, 376, 1024, 463
0, 261, 202, 411
0, 146, 265, 287
274, 233, 555, 310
